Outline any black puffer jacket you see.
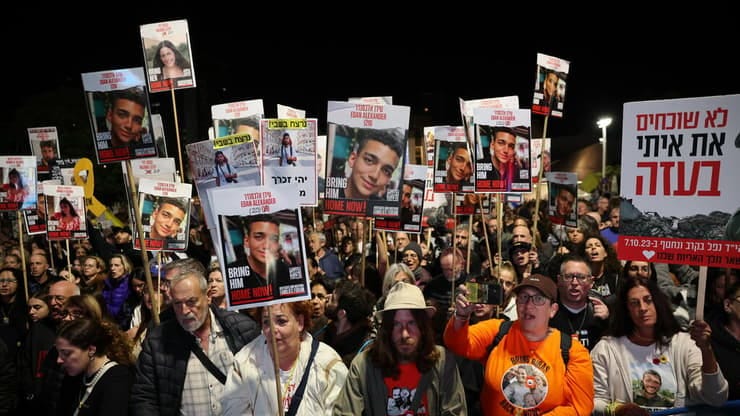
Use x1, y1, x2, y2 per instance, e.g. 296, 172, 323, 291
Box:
129, 305, 259, 416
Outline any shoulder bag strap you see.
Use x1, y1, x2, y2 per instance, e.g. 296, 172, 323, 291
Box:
286, 337, 320, 416
189, 339, 227, 384
73, 361, 118, 416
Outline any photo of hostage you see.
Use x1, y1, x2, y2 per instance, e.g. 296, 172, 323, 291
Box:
444, 142, 473, 186
279, 132, 298, 167
549, 184, 576, 225
51, 197, 81, 231
39, 139, 58, 168
148, 197, 187, 240
633, 369, 673, 408
106, 87, 148, 148
152, 39, 191, 80
227, 214, 292, 291
213, 150, 238, 186
341, 127, 404, 200
3, 168, 29, 203
480, 126, 525, 191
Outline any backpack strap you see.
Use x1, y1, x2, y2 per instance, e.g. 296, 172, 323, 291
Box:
486, 320, 513, 355
559, 329, 571, 366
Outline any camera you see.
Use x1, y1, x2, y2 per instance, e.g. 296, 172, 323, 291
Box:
466, 281, 504, 305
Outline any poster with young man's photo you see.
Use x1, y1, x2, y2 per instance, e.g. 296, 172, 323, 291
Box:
324, 100, 410, 217
44, 184, 87, 240
28, 126, 62, 182
186, 138, 260, 233
140, 19, 196, 93
0, 156, 37, 211
375, 164, 427, 233
531, 52, 570, 118
474, 107, 532, 193
546, 171, 578, 227
433, 126, 473, 193
260, 118, 318, 206
134, 178, 191, 251
81, 67, 157, 164
207, 185, 309, 310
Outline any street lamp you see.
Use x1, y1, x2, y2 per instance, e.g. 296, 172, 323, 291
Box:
597, 117, 612, 182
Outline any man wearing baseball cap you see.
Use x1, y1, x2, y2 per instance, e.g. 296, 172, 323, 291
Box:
444, 274, 594, 415
334, 282, 467, 415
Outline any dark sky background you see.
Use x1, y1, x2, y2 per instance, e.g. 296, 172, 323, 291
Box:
1, 7, 738, 181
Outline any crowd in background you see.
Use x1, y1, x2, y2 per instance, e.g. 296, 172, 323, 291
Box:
0, 190, 737, 415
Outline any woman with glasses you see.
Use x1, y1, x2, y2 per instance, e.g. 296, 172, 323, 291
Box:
445, 274, 594, 415
591, 276, 728, 415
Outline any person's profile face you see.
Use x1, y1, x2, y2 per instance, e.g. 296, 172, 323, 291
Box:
490, 132, 516, 167
447, 147, 472, 183
151, 202, 186, 239
245, 221, 280, 266
347, 139, 400, 199
555, 189, 575, 216
108, 98, 145, 146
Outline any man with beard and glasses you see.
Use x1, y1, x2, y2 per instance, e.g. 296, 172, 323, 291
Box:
333, 282, 466, 415
130, 259, 260, 416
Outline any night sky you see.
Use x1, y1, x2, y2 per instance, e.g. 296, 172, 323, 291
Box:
2, 8, 737, 172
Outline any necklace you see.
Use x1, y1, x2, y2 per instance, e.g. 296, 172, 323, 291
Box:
567, 307, 588, 336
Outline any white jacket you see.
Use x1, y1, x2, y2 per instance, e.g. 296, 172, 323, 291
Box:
590, 332, 728, 415
222, 333, 347, 416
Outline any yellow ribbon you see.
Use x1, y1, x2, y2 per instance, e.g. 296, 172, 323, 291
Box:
72, 158, 124, 227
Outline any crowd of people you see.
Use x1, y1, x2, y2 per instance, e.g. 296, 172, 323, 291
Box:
0, 190, 737, 415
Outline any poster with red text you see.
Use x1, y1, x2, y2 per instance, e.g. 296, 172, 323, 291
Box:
545, 172, 578, 228
44, 184, 87, 240
620, 94, 740, 268
432, 126, 473, 193
140, 19, 196, 93
460, 96, 519, 166
474, 108, 532, 193
81, 68, 157, 164
134, 178, 192, 251
28, 126, 62, 182
324, 101, 410, 217
530, 138, 551, 184
207, 185, 309, 311
375, 164, 427, 233
260, 118, 318, 206
532, 52, 570, 118
0, 156, 37, 211
122, 157, 177, 231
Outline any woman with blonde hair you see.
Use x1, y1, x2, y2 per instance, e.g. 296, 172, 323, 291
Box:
222, 300, 347, 415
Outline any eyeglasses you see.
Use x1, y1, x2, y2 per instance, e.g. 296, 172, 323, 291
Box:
559, 273, 592, 283
516, 294, 548, 306
0, 279, 17, 284
59, 310, 85, 319
49, 295, 67, 303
